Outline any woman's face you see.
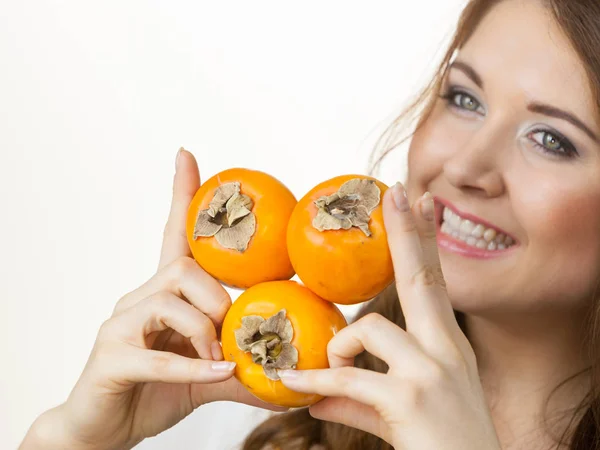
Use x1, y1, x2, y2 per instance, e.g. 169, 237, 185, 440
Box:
407, 0, 600, 316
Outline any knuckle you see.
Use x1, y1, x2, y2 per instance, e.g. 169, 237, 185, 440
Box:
144, 292, 178, 329
169, 256, 197, 280
444, 349, 470, 376
149, 353, 174, 375
398, 215, 419, 233
162, 219, 184, 240
97, 318, 117, 340
398, 360, 447, 410
409, 264, 436, 287
146, 291, 173, 310
214, 292, 233, 321
113, 295, 131, 315
418, 359, 446, 388
191, 316, 215, 340
421, 226, 437, 239
400, 380, 427, 408
360, 313, 385, 329
91, 341, 119, 369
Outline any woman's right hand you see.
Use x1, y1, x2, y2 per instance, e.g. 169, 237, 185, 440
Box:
21, 149, 283, 450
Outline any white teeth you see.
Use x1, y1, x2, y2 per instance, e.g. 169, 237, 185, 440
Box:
443, 207, 451, 222
472, 224, 485, 238
450, 214, 461, 228
483, 228, 497, 242
460, 220, 475, 235
475, 240, 487, 249
440, 206, 515, 251
441, 222, 450, 234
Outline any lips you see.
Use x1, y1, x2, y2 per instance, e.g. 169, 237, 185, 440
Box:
433, 196, 518, 244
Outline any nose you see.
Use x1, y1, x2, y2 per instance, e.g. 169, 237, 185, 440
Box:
443, 120, 507, 198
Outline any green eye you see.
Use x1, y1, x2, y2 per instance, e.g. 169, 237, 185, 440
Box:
529, 129, 578, 159
456, 93, 479, 111
543, 132, 561, 150
441, 87, 485, 115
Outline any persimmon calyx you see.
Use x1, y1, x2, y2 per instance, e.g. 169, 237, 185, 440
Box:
234, 309, 299, 381
312, 178, 381, 237
193, 182, 256, 252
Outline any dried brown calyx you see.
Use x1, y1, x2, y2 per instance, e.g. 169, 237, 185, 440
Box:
193, 182, 256, 252
312, 178, 381, 237
234, 310, 298, 381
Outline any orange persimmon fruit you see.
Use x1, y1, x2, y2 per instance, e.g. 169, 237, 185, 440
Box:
221, 280, 347, 408
186, 168, 297, 289
287, 174, 394, 304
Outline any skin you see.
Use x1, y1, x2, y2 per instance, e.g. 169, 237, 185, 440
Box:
20, 1, 600, 449
20, 150, 287, 449
279, 1, 600, 448
406, 0, 600, 446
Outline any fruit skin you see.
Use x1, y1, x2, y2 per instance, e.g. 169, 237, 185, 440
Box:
287, 174, 394, 305
221, 280, 347, 408
186, 168, 297, 289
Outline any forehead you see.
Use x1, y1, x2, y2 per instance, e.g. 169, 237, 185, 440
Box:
457, 0, 595, 116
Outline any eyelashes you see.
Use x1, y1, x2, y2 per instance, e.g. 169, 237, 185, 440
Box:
439, 87, 485, 115
439, 86, 579, 160
527, 129, 578, 159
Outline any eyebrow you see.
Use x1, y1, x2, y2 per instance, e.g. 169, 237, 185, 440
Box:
449, 60, 598, 143
527, 103, 598, 143
449, 61, 483, 89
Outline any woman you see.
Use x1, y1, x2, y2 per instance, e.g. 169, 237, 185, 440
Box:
20, 0, 600, 448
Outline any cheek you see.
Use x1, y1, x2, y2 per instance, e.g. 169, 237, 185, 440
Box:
521, 181, 600, 244
407, 106, 465, 190
519, 180, 600, 298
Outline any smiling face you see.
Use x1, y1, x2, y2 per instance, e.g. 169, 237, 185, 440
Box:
406, 0, 600, 316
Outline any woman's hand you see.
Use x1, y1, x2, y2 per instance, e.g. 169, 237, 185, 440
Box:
277, 183, 501, 449
21, 150, 283, 450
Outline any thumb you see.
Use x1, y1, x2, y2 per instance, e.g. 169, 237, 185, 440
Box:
158, 148, 201, 270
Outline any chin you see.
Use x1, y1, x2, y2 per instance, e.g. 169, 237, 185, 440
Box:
444, 279, 512, 317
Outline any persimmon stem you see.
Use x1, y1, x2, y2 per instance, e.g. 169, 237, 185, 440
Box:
234, 310, 299, 381
193, 182, 256, 252
312, 178, 381, 237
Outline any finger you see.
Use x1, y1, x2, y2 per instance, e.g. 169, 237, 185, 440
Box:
411, 192, 446, 290
411, 193, 469, 354
278, 367, 390, 408
193, 377, 289, 412
115, 346, 236, 385
309, 397, 391, 443
107, 291, 220, 360
327, 313, 424, 373
382, 183, 455, 333
158, 148, 201, 271
115, 256, 231, 329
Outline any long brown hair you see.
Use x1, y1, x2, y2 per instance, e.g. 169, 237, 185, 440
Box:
242, 1, 600, 448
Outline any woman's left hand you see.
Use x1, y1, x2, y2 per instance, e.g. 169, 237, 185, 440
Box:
278, 183, 501, 449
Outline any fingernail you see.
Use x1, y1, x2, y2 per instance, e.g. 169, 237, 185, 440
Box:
211, 361, 236, 372
278, 369, 300, 380
391, 182, 410, 212
211, 340, 224, 361
420, 192, 434, 221
176, 147, 185, 171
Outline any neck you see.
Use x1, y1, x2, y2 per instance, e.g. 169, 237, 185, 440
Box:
464, 309, 591, 449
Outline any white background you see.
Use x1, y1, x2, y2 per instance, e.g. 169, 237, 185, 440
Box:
0, 1, 464, 448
